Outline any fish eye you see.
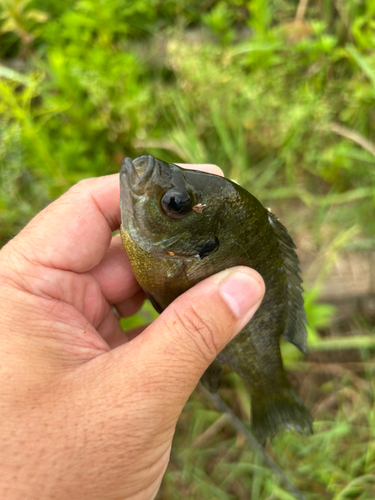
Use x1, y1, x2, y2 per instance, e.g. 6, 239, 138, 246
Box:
161, 188, 191, 219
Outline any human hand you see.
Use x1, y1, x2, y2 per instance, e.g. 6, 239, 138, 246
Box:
0, 164, 265, 500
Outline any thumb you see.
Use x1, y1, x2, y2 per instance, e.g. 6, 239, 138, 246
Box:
124, 266, 265, 414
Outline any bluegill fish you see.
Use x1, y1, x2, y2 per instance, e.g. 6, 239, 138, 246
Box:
119, 155, 312, 444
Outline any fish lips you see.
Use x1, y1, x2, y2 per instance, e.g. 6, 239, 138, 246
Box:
120, 156, 158, 225
120, 155, 172, 197
120, 158, 136, 226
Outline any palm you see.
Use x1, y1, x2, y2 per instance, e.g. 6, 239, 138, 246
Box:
4, 176, 143, 363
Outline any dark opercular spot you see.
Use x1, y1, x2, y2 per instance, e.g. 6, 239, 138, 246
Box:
198, 237, 219, 259
161, 188, 191, 219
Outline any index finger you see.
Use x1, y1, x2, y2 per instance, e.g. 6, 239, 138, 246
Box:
11, 174, 120, 272
9, 163, 223, 274
177, 164, 224, 177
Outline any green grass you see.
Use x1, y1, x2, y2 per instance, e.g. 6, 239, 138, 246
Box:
1, 0, 375, 497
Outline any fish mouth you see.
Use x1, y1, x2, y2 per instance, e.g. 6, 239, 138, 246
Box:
120, 155, 172, 196
120, 156, 144, 191
120, 155, 174, 237
120, 156, 154, 229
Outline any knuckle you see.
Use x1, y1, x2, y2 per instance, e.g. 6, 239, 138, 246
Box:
66, 179, 98, 207
71, 177, 96, 192
173, 303, 220, 363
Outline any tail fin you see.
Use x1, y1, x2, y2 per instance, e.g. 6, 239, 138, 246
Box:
251, 387, 313, 446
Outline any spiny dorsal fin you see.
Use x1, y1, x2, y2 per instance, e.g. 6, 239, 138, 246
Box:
268, 212, 308, 355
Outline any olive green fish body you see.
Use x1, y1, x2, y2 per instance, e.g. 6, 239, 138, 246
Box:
120, 155, 312, 444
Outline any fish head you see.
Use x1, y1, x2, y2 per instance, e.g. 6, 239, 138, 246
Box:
120, 155, 231, 259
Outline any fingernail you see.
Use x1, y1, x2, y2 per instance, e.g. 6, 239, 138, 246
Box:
217, 268, 264, 325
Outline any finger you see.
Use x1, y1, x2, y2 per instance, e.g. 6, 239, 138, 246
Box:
10, 174, 120, 273
107, 266, 265, 417
106, 324, 147, 348
114, 289, 146, 319
90, 234, 141, 304
96, 304, 125, 345
176, 164, 224, 177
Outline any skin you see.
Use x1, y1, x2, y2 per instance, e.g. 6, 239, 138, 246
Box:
0, 164, 265, 500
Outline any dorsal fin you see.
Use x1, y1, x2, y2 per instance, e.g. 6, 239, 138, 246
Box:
268, 212, 308, 354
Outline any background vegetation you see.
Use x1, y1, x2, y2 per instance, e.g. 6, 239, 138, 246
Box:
1, 0, 374, 498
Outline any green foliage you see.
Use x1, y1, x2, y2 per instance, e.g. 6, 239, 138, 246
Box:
0, 0, 49, 47
1, 0, 375, 497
